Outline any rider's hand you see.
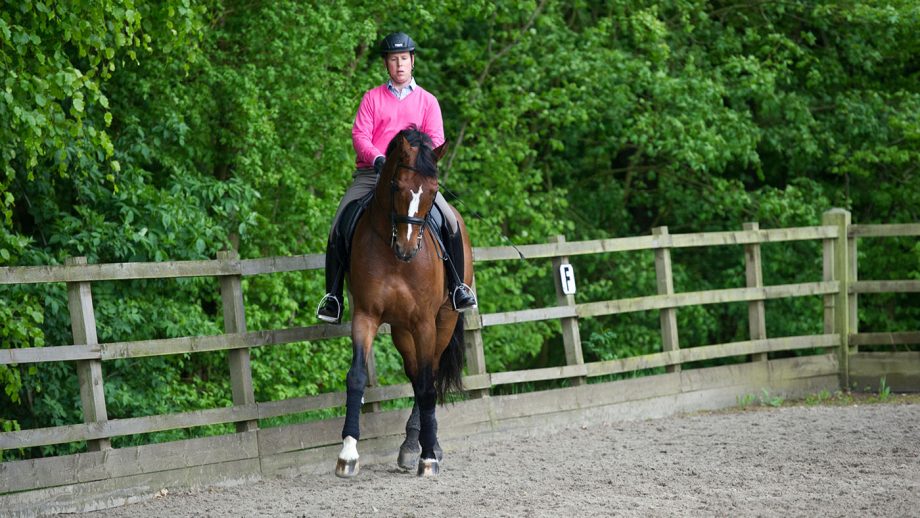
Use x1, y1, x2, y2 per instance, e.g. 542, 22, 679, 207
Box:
374, 156, 385, 176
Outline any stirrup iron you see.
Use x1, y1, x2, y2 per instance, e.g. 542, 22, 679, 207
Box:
451, 283, 477, 312
316, 294, 342, 323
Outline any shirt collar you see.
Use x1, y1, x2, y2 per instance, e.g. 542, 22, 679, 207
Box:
387, 78, 417, 99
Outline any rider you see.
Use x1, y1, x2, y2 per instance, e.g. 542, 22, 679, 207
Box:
316, 31, 477, 324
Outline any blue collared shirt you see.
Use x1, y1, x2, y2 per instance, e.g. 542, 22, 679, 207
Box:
387, 78, 417, 101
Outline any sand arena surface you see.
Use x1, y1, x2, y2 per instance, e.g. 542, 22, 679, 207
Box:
85, 403, 920, 517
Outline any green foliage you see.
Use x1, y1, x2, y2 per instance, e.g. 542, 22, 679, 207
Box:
0, 1, 207, 220
759, 388, 785, 408
2, 0, 919, 458
804, 389, 833, 406
877, 376, 891, 402
736, 392, 756, 410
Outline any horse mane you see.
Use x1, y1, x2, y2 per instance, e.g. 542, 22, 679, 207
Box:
385, 125, 439, 178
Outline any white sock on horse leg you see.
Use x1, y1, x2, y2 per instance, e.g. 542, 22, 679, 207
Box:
339, 436, 359, 461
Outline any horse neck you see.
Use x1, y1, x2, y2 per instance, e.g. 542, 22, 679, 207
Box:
367, 164, 395, 228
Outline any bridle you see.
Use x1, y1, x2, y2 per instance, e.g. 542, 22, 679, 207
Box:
389, 163, 433, 262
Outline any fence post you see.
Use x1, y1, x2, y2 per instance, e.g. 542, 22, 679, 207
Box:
462, 280, 490, 399
743, 223, 768, 362
822, 228, 835, 336
652, 227, 680, 373
65, 257, 111, 452
848, 226, 859, 353
550, 235, 585, 386
822, 209, 851, 390
218, 250, 258, 433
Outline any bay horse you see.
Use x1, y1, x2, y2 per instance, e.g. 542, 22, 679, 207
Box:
335, 127, 473, 477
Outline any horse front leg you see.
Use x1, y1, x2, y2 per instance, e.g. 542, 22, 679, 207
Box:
412, 365, 440, 476
336, 317, 375, 478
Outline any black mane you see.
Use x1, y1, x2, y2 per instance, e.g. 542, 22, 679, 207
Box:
385, 125, 439, 178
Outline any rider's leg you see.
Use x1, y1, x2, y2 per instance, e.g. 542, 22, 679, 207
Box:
316, 236, 346, 323
317, 168, 377, 324
433, 193, 477, 311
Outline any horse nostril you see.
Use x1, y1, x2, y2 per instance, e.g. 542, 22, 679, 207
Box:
394, 241, 419, 262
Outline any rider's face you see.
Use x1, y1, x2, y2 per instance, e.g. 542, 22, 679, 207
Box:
385, 52, 413, 88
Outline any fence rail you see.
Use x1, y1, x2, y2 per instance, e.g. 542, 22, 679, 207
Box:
1, 209, 918, 515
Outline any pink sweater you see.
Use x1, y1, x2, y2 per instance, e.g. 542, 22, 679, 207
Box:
352, 84, 445, 169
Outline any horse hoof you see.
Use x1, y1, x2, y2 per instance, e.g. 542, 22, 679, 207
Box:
398, 447, 420, 471
417, 458, 439, 477
335, 457, 360, 478
398, 438, 420, 471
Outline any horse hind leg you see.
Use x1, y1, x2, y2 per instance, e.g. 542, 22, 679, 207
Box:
397, 403, 421, 470
397, 402, 443, 471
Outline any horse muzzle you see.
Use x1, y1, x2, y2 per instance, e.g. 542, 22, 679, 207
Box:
390, 214, 427, 262
393, 241, 421, 262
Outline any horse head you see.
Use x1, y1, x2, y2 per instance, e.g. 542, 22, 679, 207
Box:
382, 128, 448, 262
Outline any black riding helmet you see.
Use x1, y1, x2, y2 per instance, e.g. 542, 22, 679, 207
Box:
380, 32, 416, 57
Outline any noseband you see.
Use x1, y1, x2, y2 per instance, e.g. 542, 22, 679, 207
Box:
389, 163, 432, 262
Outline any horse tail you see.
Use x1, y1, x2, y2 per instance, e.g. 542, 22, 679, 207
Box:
435, 316, 465, 404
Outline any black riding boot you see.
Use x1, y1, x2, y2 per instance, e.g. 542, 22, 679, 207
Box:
317, 236, 346, 324
445, 228, 477, 312
317, 198, 371, 324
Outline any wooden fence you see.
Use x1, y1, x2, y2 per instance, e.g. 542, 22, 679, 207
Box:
1, 208, 918, 515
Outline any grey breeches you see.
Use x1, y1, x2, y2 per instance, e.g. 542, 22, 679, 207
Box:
330, 168, 377, 233
330, 168, 458, 236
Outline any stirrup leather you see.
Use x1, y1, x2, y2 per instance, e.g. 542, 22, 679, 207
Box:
451, 283, 477, 312
316, 293, 342, 323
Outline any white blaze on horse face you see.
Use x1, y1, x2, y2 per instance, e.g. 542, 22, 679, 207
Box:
339, 435, 358, 462
406, 186, 423, 241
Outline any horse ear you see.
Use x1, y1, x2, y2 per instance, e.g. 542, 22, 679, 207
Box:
433, 141, 449, 162
399, 134, 413, 157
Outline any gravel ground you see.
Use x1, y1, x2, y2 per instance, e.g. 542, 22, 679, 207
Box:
84, 402, 920, 517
